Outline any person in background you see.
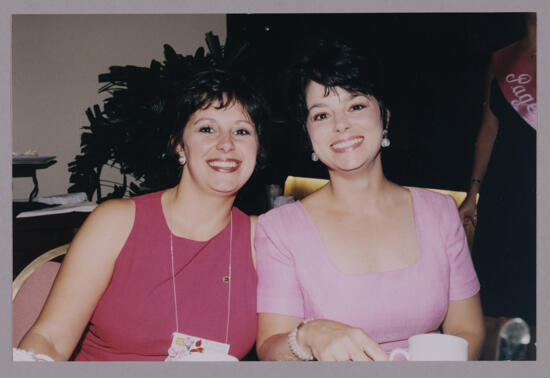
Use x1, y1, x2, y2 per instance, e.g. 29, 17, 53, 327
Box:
254, 40, 484, 361
15, 69, 269, 361
459, 13, 536, 359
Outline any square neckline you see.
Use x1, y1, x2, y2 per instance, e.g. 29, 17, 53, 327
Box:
294, 187, 423, 277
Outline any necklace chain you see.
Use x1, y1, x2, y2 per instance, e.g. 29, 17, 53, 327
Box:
169, 230, 180, 332
225, 214, 233, 344
169, 212, 233, 342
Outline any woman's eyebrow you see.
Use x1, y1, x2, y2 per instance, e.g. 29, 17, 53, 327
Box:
348, 93, 369, 100
307, 103, 328, 112
192, 117, 215, 125
235, 119, 254, 126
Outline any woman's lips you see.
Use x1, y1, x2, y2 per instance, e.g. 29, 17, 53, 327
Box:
330, 136, 364, 153
206, 158, 241, 173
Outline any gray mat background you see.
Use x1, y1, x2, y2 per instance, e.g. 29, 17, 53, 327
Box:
1, 0, 548, 377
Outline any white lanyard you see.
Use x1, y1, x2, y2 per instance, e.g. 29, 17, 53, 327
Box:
169, 212, 233, 342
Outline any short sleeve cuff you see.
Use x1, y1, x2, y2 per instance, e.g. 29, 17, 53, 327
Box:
449, 276, 480, 301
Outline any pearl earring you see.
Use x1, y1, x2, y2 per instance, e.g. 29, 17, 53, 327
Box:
311, 152, 319, 162
178, 154, 187, 165
381, 129, 390, 148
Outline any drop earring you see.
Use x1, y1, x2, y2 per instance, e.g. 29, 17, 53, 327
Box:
178, 153, 187, 165
311, 152, 319, 162
381, 129, 390, 148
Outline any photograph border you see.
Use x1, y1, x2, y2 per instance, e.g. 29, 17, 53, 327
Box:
2, 1, 548, 377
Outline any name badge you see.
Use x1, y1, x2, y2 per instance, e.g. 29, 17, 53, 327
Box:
165, 332, 230, 361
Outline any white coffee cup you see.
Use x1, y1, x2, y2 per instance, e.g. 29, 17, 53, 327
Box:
389, 334, 468, 361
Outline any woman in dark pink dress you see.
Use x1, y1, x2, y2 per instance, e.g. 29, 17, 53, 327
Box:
15, 69, 269, 361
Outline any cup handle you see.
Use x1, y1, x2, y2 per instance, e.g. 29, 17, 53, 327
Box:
389, 348, 410, 361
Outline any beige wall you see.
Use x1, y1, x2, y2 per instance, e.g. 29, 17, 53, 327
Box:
12, 14, 226, 200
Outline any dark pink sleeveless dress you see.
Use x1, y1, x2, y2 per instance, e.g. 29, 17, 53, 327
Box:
73, 191, 257, 360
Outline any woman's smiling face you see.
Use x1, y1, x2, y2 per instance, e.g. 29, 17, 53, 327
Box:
178, 99, 259, 195
305, 81, 384, 173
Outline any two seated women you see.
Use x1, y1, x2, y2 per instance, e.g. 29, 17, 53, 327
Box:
15, 41, 483, 362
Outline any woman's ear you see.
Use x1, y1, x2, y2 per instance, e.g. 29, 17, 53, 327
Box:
172, 136, 187, 165
171, 134, 185, 155
385, 109, 391, 126
176, 144, 187, 166
175, 142, 184, 155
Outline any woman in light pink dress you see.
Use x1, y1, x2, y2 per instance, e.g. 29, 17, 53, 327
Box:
254, 41, 484, 361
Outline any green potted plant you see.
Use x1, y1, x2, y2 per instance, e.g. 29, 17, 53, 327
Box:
68, 32, 249, 202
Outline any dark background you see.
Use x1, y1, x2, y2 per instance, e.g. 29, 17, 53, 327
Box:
227, 13, 526, 214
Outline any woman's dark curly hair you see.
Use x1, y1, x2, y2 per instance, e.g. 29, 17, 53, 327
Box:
288, 40, 389, 136
169, 69, 270, 164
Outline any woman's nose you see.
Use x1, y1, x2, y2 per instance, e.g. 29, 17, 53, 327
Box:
216, 131, 235, 152
334, 113, 351, 133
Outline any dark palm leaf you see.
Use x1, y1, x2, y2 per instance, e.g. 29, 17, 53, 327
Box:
67, 32, 249, 202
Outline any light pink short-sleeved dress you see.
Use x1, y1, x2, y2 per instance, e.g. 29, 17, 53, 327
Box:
255, 187, 480, 353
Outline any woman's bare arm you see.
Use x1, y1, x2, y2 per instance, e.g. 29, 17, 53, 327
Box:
442, 294, 485, 360
459, 68, 499, 225
257, 313, 303, 361
18, 199, 135, 360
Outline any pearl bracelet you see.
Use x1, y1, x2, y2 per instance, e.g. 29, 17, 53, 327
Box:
288, 319, 315, 361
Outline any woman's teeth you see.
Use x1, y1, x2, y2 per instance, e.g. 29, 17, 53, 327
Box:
208, 160, 238, 168
332, 137, 363, 149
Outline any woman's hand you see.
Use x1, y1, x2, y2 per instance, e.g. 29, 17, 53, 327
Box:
298, 319, 388, 361
458, 195, 477, 226
257, 314, 388, 361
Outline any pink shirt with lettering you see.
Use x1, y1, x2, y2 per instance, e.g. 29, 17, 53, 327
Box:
255, 188, 480, 353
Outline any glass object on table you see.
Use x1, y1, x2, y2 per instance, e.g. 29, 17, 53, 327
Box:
272, 195, 295, 208
496, 317, 530, 360
266, 184, 282, 209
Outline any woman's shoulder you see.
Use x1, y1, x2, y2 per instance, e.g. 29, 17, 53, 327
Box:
409, 188, 463, 237
129, 190, 164, 205
229, 207, 253, 232
409, 187, 456, 206
67, 198, 136, 266
232, 206, 250, 219
408, 187, 460, 224
85, 198, 136, 234
94, 197, 135, 215
259, 201, 302, 218
257, 201, 303, 228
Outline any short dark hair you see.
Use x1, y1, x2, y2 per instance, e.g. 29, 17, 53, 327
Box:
289, 40, 389, 134
169, 69, 269, 163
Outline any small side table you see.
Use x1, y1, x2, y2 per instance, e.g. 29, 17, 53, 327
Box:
13, 157, 57, 202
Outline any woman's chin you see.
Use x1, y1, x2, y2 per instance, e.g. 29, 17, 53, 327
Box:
329, 163, 369, 174
209, 175, 254, 195
327, 155, 381, 174
208, 184, 242, 196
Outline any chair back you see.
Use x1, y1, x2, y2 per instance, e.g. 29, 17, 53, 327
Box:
284, 176, 330, 199
12, 244, 69, 346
